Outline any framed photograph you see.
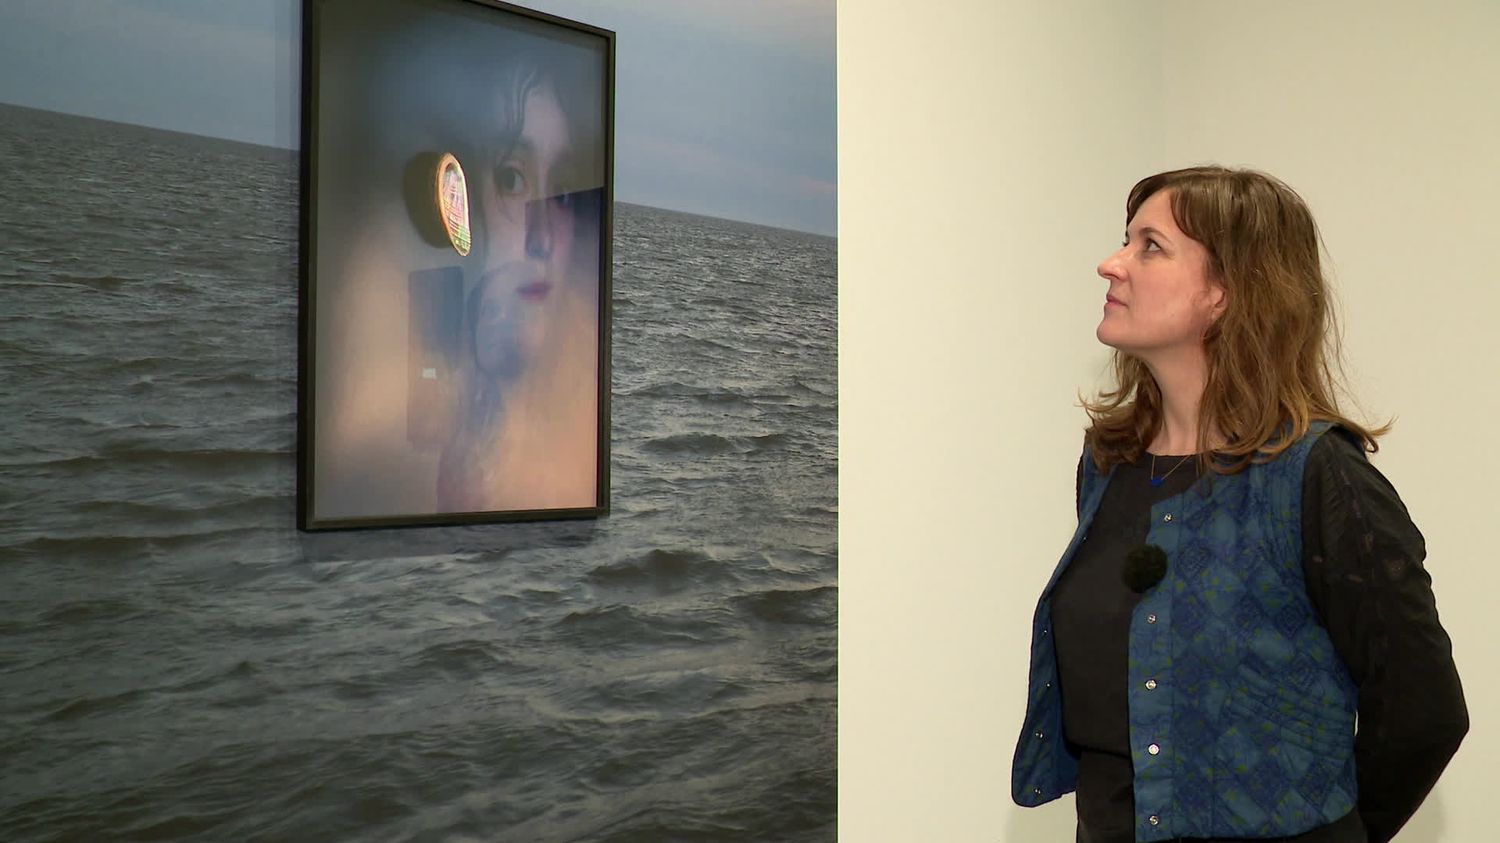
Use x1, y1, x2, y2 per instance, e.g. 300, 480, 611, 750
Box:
298, 0, 614, 530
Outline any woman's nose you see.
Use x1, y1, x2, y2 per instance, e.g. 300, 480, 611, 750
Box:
525, 197, 553, 259
1097, 250, 1124, 281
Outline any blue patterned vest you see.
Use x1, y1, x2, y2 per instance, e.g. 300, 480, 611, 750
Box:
1012, 421, 1359, 840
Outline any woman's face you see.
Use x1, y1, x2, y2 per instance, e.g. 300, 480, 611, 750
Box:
472, 80, 579, 379
1095, 189, 1225, 358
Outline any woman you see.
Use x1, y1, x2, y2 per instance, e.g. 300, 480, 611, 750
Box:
1011, 166, 1467, 842
436, 51, 602, 512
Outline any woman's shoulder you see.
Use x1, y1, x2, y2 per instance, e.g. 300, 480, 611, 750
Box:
1306, 422, 1370, 467
1301, 422, 1411, 512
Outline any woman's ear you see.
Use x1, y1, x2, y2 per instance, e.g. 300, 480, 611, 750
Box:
1200, 282, 1227, 342
1207, 280, 1228, 322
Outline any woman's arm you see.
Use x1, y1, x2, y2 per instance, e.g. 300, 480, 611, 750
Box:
1301, 430, 1469, 843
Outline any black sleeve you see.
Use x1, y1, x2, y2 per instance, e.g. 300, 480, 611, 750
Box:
1301, 429, 1469, 843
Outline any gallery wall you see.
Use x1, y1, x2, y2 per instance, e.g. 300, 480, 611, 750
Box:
839, 0, 1498, 840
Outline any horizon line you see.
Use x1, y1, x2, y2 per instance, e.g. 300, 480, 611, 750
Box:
0, 99, 836, 239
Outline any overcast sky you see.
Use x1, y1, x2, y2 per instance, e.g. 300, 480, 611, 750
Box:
0, 0, 835, 235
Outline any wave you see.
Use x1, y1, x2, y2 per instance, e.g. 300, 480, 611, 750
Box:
623, 381, 753, 403
94, 355, 288, 385
155, 659, 264, 700
2, 526, 270, 559
732, 585, 837, 626
42, 688, 151, 723
68, 493, 289, 523
3, 274, 131, 293
553, 605, 732, 650
790, 377, 837, 398
4, 445, 288, 473
403, 639, 505, 677
584, 548, 735, 591
640, 432, 790, 456
39, 596, 147, 626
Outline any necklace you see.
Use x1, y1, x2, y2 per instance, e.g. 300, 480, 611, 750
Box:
1149, 453, 1194, 487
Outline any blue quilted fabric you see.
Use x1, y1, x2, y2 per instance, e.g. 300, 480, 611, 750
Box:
1013, 421, 1358, 841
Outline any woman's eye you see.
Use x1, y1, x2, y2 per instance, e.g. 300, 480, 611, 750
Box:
496, 165, 526, 195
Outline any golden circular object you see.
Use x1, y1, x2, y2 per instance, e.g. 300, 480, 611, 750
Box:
435, 152, 471, 256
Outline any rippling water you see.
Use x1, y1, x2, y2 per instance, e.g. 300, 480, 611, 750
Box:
0, 103, 836, 842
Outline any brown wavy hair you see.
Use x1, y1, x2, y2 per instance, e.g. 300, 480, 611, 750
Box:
1080, 165, 1391, 476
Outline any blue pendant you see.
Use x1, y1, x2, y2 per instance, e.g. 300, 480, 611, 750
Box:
1150, 476, 1165, 487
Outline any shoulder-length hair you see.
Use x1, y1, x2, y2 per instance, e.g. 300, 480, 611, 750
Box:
1080, 165, 1391, 476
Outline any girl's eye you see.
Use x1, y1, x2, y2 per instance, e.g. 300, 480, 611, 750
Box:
496, 165, 526, 195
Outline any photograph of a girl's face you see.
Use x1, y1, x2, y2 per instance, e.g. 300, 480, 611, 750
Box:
301, 0, 611, 529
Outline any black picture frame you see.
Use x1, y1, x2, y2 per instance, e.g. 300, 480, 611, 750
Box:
298, 0, 614, 530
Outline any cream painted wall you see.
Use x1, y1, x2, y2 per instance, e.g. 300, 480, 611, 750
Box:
839, 1, 1498, 841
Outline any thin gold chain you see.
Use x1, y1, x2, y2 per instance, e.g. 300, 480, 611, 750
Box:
1150, 453, 1194, 486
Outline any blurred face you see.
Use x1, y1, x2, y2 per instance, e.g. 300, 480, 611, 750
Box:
473, 276, 525, 381
1095, 190, 1225, 357
472, 80, 579, 379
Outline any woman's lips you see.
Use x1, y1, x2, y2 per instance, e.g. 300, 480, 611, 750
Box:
479, 262, 551, 302
519, 280, 552, 301
1105, 295, 1125, 307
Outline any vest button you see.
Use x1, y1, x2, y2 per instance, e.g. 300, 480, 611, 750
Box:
1149, 815, 1160, 826
1147, 743, 1160, 755
1035, 731, 1045, 739
1163, 513, 1173, 523
1146, 613, 1158, 624
1145, 679, 1157, 690
1033, 787, 1043, 796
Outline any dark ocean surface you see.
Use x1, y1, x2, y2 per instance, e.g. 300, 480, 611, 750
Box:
0, 103, 836, 842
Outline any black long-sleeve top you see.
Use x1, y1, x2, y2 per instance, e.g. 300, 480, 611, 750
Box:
1051, 428, 1468, 843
